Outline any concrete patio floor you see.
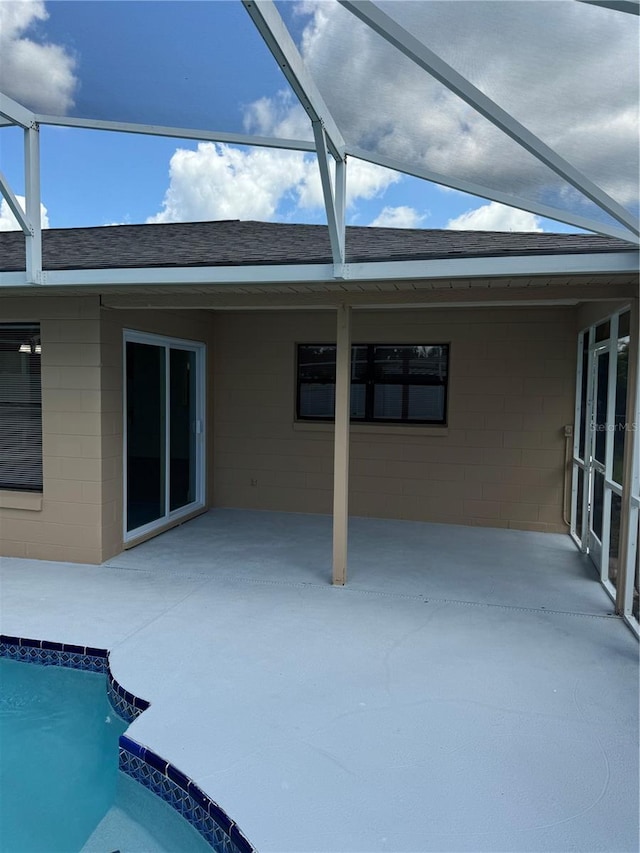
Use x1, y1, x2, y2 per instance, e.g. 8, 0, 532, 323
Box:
1, 509, 638, 852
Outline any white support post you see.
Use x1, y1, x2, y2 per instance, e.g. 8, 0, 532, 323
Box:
24, 126, 42, 285
312, 121, 346, 270
332, 304, 351, 586
617, 300, 639, 616
339, 0, 639, 238
335, 156, 346, 245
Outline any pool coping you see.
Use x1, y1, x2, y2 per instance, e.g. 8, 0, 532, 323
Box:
0, 634, 255, 853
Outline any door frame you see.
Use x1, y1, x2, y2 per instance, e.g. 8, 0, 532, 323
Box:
123, 329, 206, 544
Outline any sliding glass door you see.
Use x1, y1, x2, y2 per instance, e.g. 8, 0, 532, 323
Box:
124, 331, 205, 541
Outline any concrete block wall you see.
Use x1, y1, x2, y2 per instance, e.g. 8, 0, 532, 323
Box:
212, 306, 576, 533
0, 296, 106, 562
0, 297, 580, 565
0, 297, 214, 564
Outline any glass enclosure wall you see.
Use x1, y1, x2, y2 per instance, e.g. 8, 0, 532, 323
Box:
571, 307, 639, 635
124, 331, 205, 541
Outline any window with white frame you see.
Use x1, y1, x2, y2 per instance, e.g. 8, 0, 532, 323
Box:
297, 343, 449, 424
0, 324, 43, 492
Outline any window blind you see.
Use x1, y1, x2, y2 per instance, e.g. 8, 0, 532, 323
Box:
0, 324, 43, 491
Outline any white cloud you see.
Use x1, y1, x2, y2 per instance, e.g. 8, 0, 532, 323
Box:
243, 89, 312, 141
148, 140, 401, 224
148, 143, 308, 223
0, 1, 77, 114
446, 202, 542, 232
0, 195, 49, 231
370, 206, 427, 229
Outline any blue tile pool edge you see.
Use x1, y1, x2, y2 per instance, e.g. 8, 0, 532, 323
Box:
0, 635, 256, 853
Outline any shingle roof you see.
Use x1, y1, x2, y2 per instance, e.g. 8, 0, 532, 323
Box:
0, 220, 636, 272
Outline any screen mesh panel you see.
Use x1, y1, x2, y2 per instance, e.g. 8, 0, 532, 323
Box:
292, 0, 636, 228
376, 1, 639, 215
0, 324, 42, 491
5, 1, 309, 139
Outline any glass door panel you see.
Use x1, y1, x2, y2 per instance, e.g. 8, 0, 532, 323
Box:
589, 469, 604, 567
634, 517, 639, 622
578, 333, 589, 462
613, 316, 630, 486
125, 333, 204, 541
126, 342, 166, 532
587, 349, 609, 571
607, 492, 622, 589
169, 348, 196, 512
594, 351, 609, 465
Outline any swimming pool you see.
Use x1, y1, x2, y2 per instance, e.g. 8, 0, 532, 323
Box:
0, 654, 233, 853
0, 657, 125, 852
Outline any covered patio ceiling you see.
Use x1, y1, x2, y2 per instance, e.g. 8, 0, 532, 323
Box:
0, 0, 638, 287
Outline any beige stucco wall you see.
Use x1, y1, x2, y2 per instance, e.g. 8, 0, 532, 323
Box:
212, 306, 577, 533
0, 298, 581, 564
0, 296, 214, 563
0, 296, 106, 562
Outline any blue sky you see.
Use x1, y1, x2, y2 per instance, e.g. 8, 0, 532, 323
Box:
1, 0, 635, 235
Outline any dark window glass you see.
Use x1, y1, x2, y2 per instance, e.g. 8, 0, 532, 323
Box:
594, 321, 610, 342
608, 492, 622, 589
169, 348, 196, 512
634, 517, 639, 622
578, 333, 589, 460
618, 311, 630, 338
0, 324, 42, 491
297, 344, 449, 424
592, 471, 605, 541
575, 465, 584, 537
613, 334, 629, 485
126, 342, 166, 532
594, 352, 609, 464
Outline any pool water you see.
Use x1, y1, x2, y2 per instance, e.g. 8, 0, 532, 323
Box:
0, 657, 127, 852
1, 658, 216, 853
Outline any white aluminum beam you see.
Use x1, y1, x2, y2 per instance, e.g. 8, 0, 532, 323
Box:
24, 127, 42, 285
0, 93, 36, 129
335, 158, 346, 238
33, 114, 317, 152
312, 121, 346, 270
347, 146, 639, 244
339, 1, 640, 238
0, 249, 636, 290
343, 252, 639, 281
242, 0, 345, 160
0, 170, 31, 235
